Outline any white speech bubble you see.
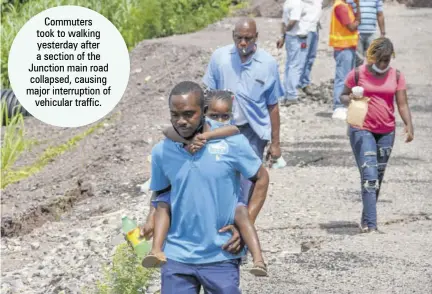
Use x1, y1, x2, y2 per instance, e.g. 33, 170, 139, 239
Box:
8, 5, 130, 128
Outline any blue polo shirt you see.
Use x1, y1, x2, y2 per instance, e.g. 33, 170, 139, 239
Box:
149, 133, 262, 264
202, 44, 284, 141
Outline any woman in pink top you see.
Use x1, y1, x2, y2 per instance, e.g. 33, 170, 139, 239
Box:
340, 37, 414, 233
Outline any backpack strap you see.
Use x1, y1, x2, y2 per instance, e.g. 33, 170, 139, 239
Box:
354, 67, 360, 86
396, 69, 400, 83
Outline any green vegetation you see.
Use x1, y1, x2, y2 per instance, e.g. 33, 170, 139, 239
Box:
1, 119, 104, 189
92, 242, 155, 294
1, 0, 236, 88
0, 101, 31, 185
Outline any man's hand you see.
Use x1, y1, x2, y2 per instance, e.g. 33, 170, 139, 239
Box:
219, 224, 244, 254
380, 31, 386, 38
266, 142, 281, 166
276, 37, 285, 49
140, 219, 155, 240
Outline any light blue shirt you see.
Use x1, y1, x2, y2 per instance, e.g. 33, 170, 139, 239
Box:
150, 133, 262, 264
202, 44, 284, 141
347, 0, 383, 34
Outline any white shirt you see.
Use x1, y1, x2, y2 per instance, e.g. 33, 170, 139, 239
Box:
302, 0, 323, 33
282, 0, 308, 36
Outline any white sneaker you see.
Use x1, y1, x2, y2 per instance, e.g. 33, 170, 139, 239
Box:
332, 107, 347, 120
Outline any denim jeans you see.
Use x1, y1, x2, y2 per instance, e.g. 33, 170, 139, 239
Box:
333, 48, 355, 110
356, 33, 376, 65
357, 33, 376, 57
283, 34, 308, 101
349, 126, 395, 229
299, 31, 319, 88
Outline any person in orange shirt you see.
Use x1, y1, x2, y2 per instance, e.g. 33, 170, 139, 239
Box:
329, 0, 361, 120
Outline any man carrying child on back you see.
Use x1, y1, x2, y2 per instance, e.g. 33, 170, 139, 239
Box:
141, 81, 269, 294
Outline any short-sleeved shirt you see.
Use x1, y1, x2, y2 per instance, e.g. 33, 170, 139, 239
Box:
345, 65, 406, 134
282, 0, 308, 36
347, 0, 383, 34
202, 44, 284, 141
302, 0, 323, 33
150, 133, 262, 264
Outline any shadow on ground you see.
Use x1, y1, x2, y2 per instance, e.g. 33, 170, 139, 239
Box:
319, 221, 361, 236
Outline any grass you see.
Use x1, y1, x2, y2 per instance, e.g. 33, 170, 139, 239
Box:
0, 101, 31, 184
88, 242, 155, 294
1, 119, 105, 189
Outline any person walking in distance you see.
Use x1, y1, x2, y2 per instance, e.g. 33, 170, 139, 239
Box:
329, 0, 360, 120
276, 0, 308, 105
298, 0, 324, 95
347, 0, 386, 65
340, 37, 414, 233
203, 18, 283, 205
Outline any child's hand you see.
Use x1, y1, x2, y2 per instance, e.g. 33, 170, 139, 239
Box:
191, 134, 207, 151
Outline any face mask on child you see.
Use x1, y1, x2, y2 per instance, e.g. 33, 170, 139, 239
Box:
206, 117, 232, 128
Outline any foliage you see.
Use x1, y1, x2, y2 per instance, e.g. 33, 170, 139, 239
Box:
1, 0, 233, 88
93, 242, 155, 294
1, 118, 104, 189
0, 100, 30, 184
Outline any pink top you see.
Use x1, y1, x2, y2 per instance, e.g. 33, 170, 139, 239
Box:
345, 64, 406, 134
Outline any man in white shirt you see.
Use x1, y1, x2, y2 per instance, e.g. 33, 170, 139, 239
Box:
299, 0, 323, 95
277, 0, 308, 105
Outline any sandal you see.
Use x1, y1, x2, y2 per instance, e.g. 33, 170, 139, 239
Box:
249, 260, 268, 277
142, 252, 167, 268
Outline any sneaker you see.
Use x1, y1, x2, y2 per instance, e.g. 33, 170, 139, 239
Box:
359, 222, 368, 233
302, 85, 313, 96
332, 107, 347, 120
367, 228, 385, 234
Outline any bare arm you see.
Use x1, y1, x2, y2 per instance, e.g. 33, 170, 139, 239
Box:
281, 22, 286, 36
247, 165, 269, 224
286, 20, 298, 32
277, 23, 287, 48
377, 11, 385, 36
345, 0, 361, 32
340, 85, 353, 106
163, 126, 190, 144
202, 125, 239, 140
395, 89, 414, 142
268, 103, 280, 145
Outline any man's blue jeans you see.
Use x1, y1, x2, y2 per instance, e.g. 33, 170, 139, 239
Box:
333, 48, 355, 110
283, 34, 308, 101
349, 126, 395, 229
355, 33, 377, 66
161, 259, 241, 294
299, 31, 319, 88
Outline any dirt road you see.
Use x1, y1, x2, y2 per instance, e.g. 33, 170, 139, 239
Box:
1, 2, 431, 293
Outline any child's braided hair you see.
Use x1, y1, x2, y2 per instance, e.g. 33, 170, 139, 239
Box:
203, 89, 234, 109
